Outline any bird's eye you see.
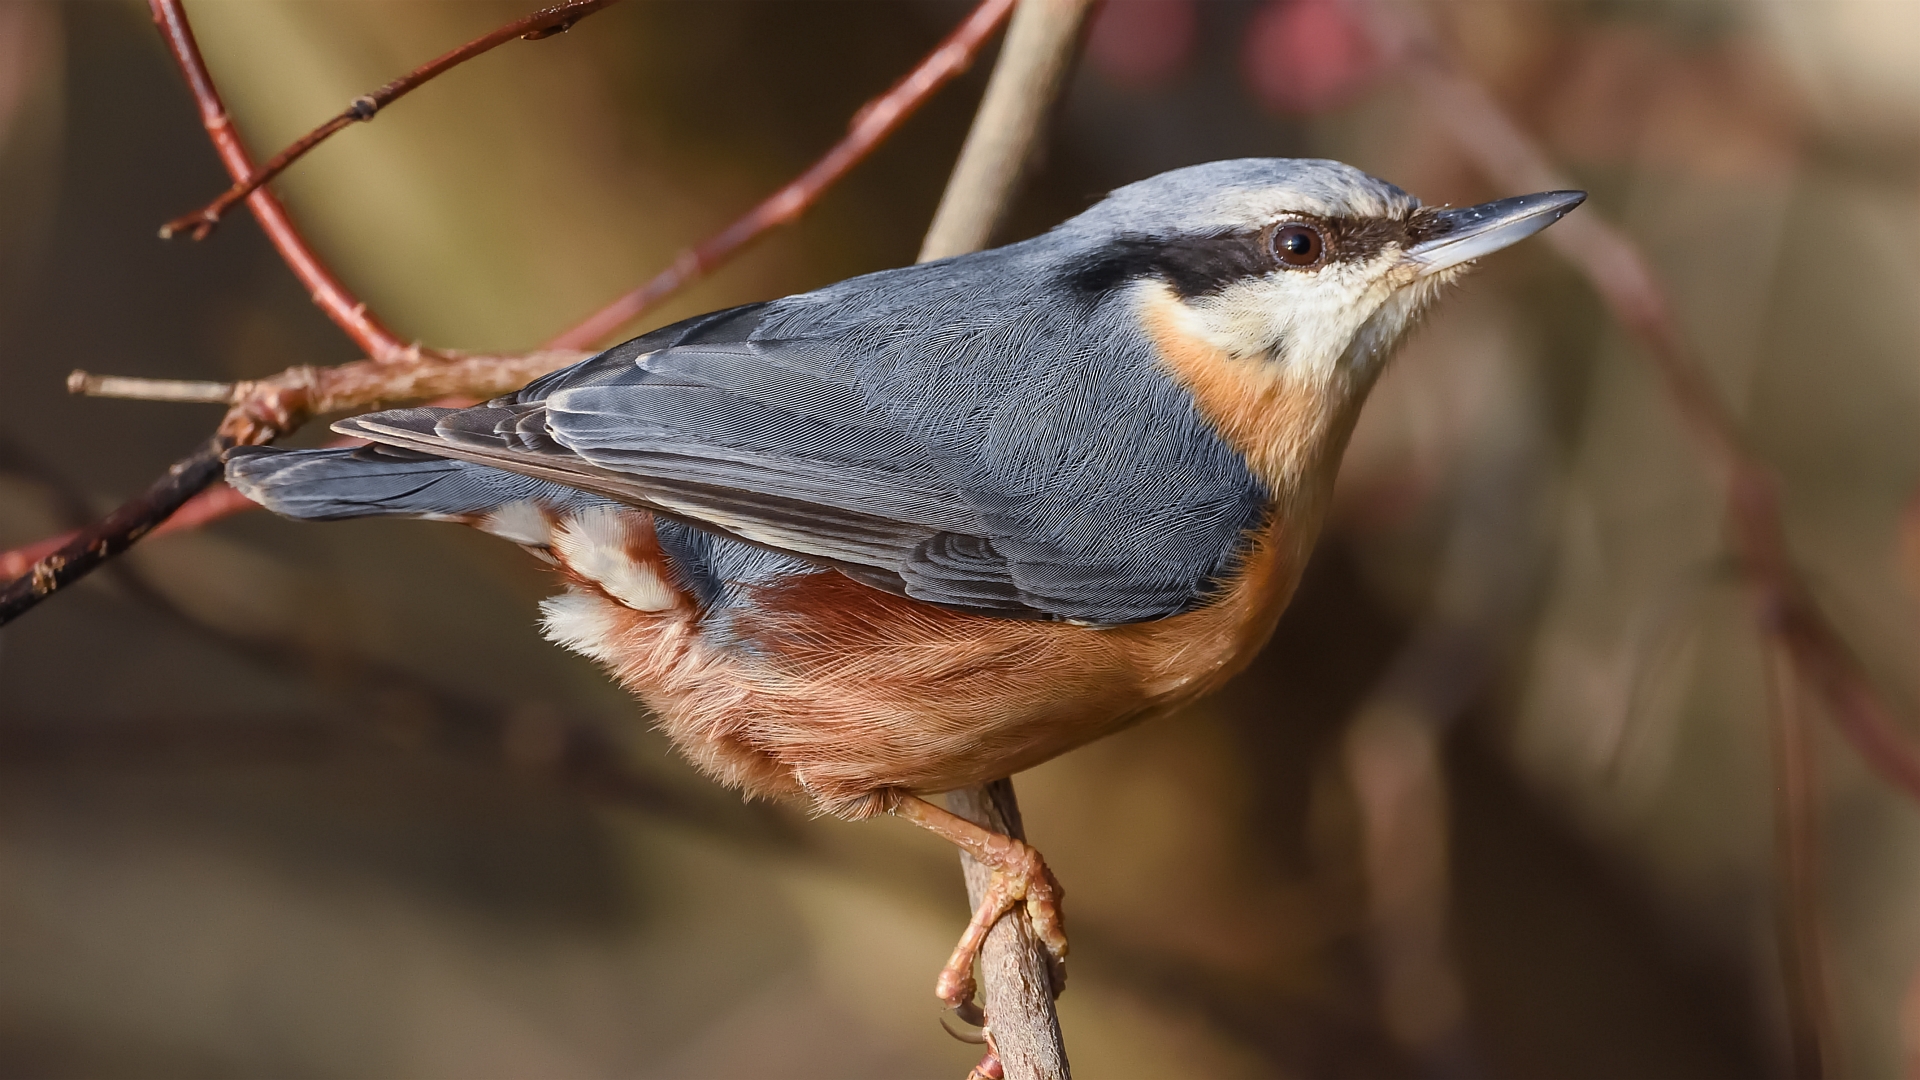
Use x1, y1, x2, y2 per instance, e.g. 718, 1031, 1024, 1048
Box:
1271, 223, 1324, 268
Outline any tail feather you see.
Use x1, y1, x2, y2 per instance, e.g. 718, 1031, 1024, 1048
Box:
226, 444, 605, 521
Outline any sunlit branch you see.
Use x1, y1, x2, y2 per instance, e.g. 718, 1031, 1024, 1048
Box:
159, 0, 617, 242
547, 0, 1017, 350
148, 0, 409, 361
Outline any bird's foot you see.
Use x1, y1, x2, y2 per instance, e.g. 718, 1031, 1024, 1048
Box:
892, 795, 1068, 1010
934, 833, 1067, 1009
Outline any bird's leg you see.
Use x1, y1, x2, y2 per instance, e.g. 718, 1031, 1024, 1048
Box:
893, 794, 1067, 1010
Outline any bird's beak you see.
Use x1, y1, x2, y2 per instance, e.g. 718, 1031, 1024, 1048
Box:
1405, 190, 1586, 277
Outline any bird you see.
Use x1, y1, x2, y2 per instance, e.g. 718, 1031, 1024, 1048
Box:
226, 158, 1583, 1013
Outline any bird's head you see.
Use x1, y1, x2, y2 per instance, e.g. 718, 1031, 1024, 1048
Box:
1056, 158, 1583, 488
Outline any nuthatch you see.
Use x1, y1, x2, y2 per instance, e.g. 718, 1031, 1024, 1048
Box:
228, 158, 1582, 1009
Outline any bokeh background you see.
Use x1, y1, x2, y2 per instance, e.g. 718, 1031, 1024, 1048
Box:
3, 0, 1920, 1076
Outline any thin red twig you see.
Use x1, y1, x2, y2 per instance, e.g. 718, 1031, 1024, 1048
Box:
546, 0, 1017, 350
148, 0, 408, 362
1370, 13, 1920, 802
160, 0, 616, 242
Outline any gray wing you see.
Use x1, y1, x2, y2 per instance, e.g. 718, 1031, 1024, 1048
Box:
340, 246, 1269, 624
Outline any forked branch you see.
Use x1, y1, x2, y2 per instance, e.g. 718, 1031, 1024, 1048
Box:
150, 0, 407, 362
159, 0, 617, 242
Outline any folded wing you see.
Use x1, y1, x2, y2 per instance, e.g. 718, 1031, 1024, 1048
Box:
337, 254, 1267, 624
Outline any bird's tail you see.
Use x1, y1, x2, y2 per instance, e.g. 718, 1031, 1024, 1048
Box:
226, 443, 589, 521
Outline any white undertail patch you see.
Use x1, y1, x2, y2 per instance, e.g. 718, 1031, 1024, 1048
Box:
478, 500, 554, 547
538, 586, 623, 662
550, 507, 678, 612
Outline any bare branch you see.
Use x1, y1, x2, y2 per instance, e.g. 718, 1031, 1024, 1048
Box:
159, 0, 617, 242
68, 371, 236, 404
148, 0, 409, 361
205, 349, 587, 446
1362, 6, 1920, 805
547, 0, 1018, 351
0, 436, 231, 626
946, 781, 1070, 1080
924, 1, 1094, 1076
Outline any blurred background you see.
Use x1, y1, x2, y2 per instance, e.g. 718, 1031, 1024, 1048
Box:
2, 0, 1919, 1076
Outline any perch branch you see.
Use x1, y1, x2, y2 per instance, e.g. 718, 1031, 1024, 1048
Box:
149, 0, 408, 361
160, 0, 617, 242
925, 1, 1092, 1077
946, 781, 1070, 1080
1366, 8, 1920, 804
547, 0, 1017, 350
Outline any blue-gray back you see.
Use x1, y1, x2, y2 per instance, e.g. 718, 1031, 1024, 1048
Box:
478, 229, 1270, 624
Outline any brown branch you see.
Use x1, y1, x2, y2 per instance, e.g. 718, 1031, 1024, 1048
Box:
159, 0, 616, 243
148, 0, 408, 362
0, 436, 231, 626
1367, 9, 1920, 805
924, 1, 1092, 1076
0, 350, 581, 617
71, 352, 583, 446
209, 349, 588, 445
546, 0, 1018, 351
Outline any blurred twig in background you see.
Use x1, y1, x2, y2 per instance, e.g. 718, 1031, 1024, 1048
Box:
1344, 345, 1553, 1075
1365, 2, 1920, 808
1327, 2, 1920, 1069
1763, 637, 1839, 1079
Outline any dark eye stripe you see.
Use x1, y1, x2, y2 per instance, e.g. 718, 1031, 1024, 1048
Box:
1062, 214, 1420, 300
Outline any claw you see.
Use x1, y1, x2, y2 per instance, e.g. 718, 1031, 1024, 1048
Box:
940, 1012, 988, 1044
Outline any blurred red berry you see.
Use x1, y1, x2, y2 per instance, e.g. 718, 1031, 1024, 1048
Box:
1242, 0, 1380, 114
1087, 0, 1198, 88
